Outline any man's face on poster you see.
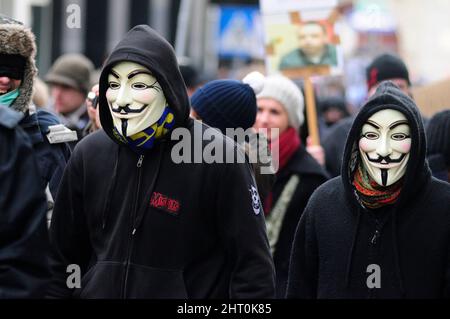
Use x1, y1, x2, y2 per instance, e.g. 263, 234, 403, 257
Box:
297, 22, 328, 58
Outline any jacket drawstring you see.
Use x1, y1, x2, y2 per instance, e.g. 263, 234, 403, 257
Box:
345, 206, 362, 288
391, 213, 405, 297
132, 141, 165, 234
102, 146, 120, 229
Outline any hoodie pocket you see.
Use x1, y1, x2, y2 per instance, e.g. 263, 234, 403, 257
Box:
125, 263, 188, 299
73, 261, 124, 299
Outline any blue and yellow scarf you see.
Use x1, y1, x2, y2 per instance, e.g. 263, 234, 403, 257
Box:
112, 106, 175, 153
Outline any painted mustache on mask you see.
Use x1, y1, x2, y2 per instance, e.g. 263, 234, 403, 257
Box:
366, 153, 407, 186
111, 104, 149, 114
366, 153, 406, 164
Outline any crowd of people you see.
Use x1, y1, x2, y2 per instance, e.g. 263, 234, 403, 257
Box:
1, 14, 449, 299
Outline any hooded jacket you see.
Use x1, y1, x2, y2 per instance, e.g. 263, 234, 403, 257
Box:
286, 82, 450, 299
0, 16, 71, 201
48, 25, 275, 299
0, 16, 36, 114
0, 106, 51, 298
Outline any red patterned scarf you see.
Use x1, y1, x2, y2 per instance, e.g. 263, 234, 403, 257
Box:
270, 127, 301, 172
353, 165, 403, 209
264, 127, 301, 214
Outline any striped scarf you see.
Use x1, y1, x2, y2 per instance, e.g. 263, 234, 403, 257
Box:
353, 165, 403, 209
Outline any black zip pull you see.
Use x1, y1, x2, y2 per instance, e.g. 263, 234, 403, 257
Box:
371, 230, 380, 245
137, 155, 144, 168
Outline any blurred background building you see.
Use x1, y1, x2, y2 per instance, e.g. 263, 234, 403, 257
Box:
1, 0, 449, 115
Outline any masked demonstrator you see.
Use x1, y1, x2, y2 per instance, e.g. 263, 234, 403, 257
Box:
48, 25, 275, 299
286, 82, 450, 299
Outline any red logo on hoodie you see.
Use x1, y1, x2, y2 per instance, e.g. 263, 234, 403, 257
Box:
150, 192, 180, 214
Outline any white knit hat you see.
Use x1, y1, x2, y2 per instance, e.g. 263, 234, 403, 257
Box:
256, 74, 305, 130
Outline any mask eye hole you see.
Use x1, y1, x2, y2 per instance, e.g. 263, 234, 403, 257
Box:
363, 132, 379, 140
109, 82, 120, 90
391, 133, 409, 141
131, 82, 149, 90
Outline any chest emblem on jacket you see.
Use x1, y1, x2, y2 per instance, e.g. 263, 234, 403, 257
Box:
249, 185, 261, 215
150, 192, 180, 214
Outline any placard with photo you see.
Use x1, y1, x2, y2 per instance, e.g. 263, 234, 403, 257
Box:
260, 0, 343, 77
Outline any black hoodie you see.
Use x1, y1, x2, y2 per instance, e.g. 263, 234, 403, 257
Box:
48, 25, 275, 299
286, 82, 450, 298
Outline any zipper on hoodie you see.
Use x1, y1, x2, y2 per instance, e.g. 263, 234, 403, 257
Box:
367, 218, 381, 299
121, 154, 144, 298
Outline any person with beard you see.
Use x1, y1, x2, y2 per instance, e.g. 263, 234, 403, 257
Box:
287, 82, 450, 298
45, 53, 94, 144
279, 21, 338, 69
253, 74, 329, 298
48, 25, 275, 299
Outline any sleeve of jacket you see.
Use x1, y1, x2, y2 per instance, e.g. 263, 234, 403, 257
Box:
47, 143, 72, 199
285, 201, 319, 299
215, 156, 276, 299
0, 126, 51, 298
46, 145, 91, 298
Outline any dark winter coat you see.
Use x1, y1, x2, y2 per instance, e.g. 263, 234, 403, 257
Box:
267, 145, 328, 297
0, 105, 51, 298
19, 108, 71, 199
322, 116, 354, 178
0, 18, 71, 201
48, 25, 275, 299
287, 82, 450, 299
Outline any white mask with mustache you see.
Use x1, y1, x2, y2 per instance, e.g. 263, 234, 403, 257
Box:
106, 61, 166, 137
359, 109, 411, 187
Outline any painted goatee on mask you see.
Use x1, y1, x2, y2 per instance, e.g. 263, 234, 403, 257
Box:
359, 109, 411, 187
106, 61, 166, 137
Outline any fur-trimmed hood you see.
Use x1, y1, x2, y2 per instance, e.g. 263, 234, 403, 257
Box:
0, 16, 37, 113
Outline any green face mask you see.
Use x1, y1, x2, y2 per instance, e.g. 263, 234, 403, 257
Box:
0, 89, 19, 107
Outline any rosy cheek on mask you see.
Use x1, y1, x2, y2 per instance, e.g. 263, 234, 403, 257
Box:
400, 141, 411, 153
106, 89, 115, 102
359, 139, 372, 152
133, 90, 155, 104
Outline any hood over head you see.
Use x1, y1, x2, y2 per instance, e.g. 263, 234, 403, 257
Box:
0, 15, 37, 113
99, 25, 190, 148
341, 81, 430, 210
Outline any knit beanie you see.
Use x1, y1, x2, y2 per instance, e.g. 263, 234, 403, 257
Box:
190, 72, 264, 133
45, 53, 94, 94
366, 53, 411, 91
319, 95, 349, 116
256, 74, 305, 131
426, 109, 450, 166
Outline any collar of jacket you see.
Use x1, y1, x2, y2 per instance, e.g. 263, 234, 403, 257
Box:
19, 111, 42, 145
19, 106, 64, 145
0, 104, 23, 128
278, 144, 329, 180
